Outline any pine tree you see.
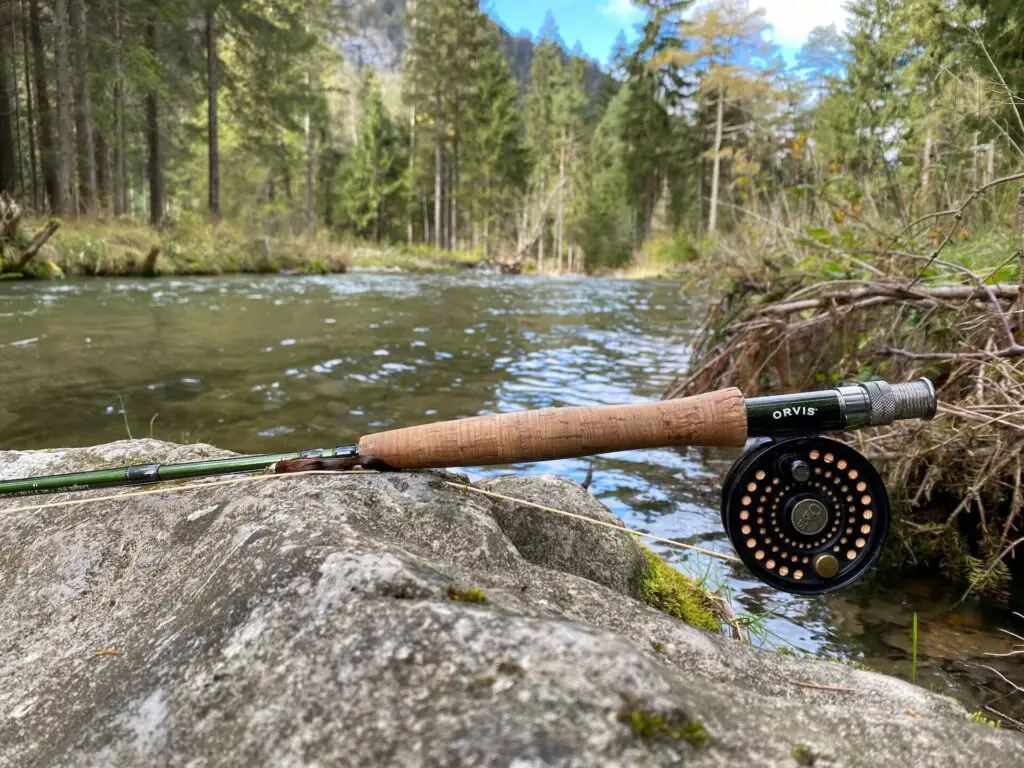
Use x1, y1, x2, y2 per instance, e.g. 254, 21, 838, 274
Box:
462, 21, 527, 256
54, 0, 73, 214
0, 3, 16, 194
523, 14, 566, 270
341, 69, 404, 242
207, 1, 219, 219
70, 0, 97, 213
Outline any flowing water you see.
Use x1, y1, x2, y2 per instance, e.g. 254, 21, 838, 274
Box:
1, 273, 1021, 719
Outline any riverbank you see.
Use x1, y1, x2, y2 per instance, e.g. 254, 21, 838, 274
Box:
0, 216, 490, 278
666, 184, 1024, 605
2, 439, 1020, 765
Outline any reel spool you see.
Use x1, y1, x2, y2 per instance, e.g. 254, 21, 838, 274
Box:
721, 436, 889, 595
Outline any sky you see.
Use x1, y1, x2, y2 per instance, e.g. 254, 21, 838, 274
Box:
485, 0, 851, 68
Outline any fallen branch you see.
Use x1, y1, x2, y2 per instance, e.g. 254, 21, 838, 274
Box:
16, 220, 61, 271
753, 283, 1020, 318
878, 344, 1024, 362
505, 178, 568, 270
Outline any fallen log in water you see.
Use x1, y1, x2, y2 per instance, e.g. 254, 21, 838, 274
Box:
15, 220, 61, 271
0, 193, 61, 275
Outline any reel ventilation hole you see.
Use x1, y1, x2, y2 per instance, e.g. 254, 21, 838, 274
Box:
721, 436, 890, 595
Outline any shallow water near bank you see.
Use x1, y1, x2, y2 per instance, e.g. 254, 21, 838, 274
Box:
1, 273, 1021, 718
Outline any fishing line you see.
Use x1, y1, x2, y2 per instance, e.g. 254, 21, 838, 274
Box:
444, 481, 740, 563
0, 468, 740, 563
0, 469, 376, 516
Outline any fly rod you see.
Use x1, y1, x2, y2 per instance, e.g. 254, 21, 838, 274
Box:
0, 378, 936, 595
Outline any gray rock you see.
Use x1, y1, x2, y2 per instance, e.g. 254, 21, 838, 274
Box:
482, 473, 647, 598
0, 440, 1020, 767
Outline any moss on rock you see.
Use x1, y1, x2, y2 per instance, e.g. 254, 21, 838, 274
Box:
616, 702, 709, 747
637, 545, 721, 632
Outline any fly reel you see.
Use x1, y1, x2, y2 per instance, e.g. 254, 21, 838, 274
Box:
722, 436, 889, 595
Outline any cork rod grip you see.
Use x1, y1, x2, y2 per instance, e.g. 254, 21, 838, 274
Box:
357, 388, 748, 469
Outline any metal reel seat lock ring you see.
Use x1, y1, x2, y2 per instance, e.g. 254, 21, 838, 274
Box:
722, 436, 890, 595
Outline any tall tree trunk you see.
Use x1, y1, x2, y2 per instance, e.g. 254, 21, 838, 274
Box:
407, 105, 414, 245
70, 0, 96, 214
21, 0, 39, 210
986, 143, 995, 186
113, 0, 125, 215
277, 139, 294, 234
556, 141, 565, 271
433, 90, 442, 250
266, 172, 277, 236
54, 0, 73, 214
450, 133, 458, 250
145, 21, 164, 227
95, 131, 108, 208
482, 172, 490, 259
29, 0, 57, 210
421, 192, 428, 245
920, 133, 933, 209
537, 174, 545, 272
708, 86, 724, 233
206, 4, 219, 219
10, 7, 26, 196
696, 157, 704, 236
0, 5, 17, 194
304, 73, 313, 235
972, 131, 980, 190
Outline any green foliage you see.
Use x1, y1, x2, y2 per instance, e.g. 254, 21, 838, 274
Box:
5, 0, 1022, 280
339, 69, 406, 241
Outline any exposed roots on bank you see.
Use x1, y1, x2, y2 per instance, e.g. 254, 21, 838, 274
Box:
667, 230, 1024, 602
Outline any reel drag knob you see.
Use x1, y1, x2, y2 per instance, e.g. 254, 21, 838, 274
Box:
721, 436, 890, 595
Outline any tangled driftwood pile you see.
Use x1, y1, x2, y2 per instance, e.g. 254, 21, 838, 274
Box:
667, 179, 1024, 601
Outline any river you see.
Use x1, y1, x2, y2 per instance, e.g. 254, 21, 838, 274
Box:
1, 272, 1021, 720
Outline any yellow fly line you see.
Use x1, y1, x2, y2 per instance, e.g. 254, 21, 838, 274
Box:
0, 468, 740, 563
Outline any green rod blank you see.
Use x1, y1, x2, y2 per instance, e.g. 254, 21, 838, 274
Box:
0, 446, 356, 498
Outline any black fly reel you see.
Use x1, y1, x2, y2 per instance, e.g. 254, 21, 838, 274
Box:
721, 436, 890, 595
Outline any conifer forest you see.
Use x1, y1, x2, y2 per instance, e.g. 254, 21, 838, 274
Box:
1, 0, 1021, 273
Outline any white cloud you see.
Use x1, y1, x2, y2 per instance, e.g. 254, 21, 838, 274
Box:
602, 0, 642, 22
752, 0, 850, 49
